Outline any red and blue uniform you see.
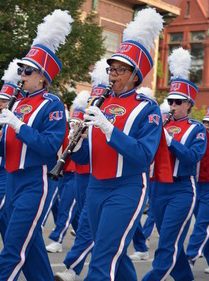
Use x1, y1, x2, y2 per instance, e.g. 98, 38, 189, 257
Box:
142, 117, 207, 281
0, 157, 7, 240
72, 89, 162, 281
186, 130, 209, 264
0, 89, 66, 281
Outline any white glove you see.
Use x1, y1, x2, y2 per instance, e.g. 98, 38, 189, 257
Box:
0, 109, 24, 133
84, 106, 114, 140
164, 128, 172, 146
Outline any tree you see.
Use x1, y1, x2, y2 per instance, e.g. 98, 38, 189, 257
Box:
0, 0, 105, 98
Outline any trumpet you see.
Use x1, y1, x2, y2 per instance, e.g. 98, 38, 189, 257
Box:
48, 81, 115, 180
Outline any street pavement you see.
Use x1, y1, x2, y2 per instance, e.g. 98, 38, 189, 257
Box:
2, 214, 209, 280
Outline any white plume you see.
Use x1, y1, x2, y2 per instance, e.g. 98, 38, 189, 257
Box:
123, 8, 164, 51
137, 87, 154, 98
90, 58, 109, 87
2, 59, 20, 84
168, 47, 191, 79
73, 90, 90, 110
160, 98, 170, 113
33, 9, 74, 52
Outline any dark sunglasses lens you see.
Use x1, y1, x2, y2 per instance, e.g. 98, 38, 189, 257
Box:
24, 67, 34, 75
17, 67, 23, 75
168, 100, 173, 105
168, 99, 183, 106
175, 100, 183, 105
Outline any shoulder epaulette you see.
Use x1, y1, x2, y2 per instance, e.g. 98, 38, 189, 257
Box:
135, 93, 158, 105
43, 93, 61, 102
188, 118, 202, 126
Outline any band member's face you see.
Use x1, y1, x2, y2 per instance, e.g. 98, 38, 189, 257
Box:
0, 99, 9, 111
19, 65, 46, 93
108, 61, 138, 96
203, 121, 209, 132
168, 98, 191, 119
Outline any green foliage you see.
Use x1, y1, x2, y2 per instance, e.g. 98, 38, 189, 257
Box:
190, 105, 206, 121
62, 91, 77, 109
0, 0, 105, 94
155, 90, 168, 105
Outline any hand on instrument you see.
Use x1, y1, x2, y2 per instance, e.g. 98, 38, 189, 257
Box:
84, 106, 114, 140
68, 122, 86, 152
164, 128, 172, 146
0, 109, 24, 133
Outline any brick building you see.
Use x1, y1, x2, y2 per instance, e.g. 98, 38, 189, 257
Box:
158, 0, 209, 108
78, 0, 180, 92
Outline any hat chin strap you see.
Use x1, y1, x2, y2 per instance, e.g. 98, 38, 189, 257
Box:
121, 66, 139, 94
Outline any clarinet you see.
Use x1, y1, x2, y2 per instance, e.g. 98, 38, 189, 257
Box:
48, 81, 115, 180
163, 109, 175, 126
0, 80, 24, 130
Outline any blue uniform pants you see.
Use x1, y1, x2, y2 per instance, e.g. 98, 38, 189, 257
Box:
64, 199, 94, 275
49, 172, 76, 243
186, 182, 209, 262
0, 168, 7, 240
84, 174, 147, 281
142, 178, 195, 281
0, 166, 55, 281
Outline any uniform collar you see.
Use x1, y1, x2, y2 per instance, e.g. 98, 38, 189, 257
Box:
173, 115, 189, 121
112, 88, 136, 98
21, 88, 47, 98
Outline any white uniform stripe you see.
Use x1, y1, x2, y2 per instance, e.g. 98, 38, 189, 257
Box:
193, 225, 209, 261
70, 241, 95, 269
173, 124, 197, 177
88, 126, 93, 174
19, 100, 49, 169
110, 172, 147, 280
58, 198, 76, 243
116, 101, 148, 177
42, 186, 59, 227
0, 195, 5, 210
8, 165, 48, 281
161, 176, 196, 281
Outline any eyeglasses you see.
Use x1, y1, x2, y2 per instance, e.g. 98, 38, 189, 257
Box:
17, 66, 39, 76
106, 66, 132, 75
167, 99, 187, 106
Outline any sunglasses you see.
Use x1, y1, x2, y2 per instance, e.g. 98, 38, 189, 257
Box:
17, 66, 39, 76
167, 99, 187, 106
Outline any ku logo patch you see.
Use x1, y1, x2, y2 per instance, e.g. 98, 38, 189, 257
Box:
15, 105, 32, 121
148, 114, 160, 125
103, 104, 126, 124
49, 111, 63, 121
196, 132, 205, 140
167, 126, 181, 137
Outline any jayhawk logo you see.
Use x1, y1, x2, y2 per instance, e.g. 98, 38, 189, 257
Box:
15, 105, 32, 121
103, 104, 126, 124
167, 126, 181, 137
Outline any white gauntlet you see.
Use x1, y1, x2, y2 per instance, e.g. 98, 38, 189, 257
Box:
0, 109, 24, 133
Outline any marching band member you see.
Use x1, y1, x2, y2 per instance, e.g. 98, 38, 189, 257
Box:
55, 58, 110, 281
71, 8, 164, 281
186, 108, 209, 272
142, 48, 207, 281
46, 90, 90, 254
0, 10, 73, 281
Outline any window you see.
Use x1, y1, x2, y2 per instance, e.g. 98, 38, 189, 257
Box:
103, 30, 120, 58
169, 33, 183, 43
190, 31, 206, 84
168, 33, 183, 82
185, 1, 190, 18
